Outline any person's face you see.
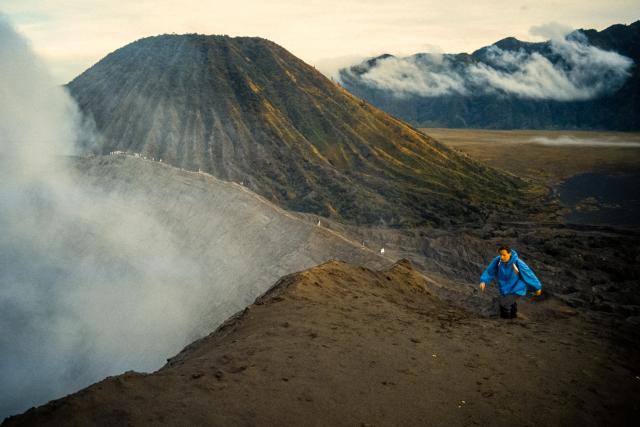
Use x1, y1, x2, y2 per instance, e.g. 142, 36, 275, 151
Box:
499, 249, 511, 263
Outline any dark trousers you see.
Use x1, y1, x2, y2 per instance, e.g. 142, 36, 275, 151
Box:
499, 294, 518, 319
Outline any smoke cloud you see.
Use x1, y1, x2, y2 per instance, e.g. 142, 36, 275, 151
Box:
0, 16, 216, 419
341, 24, 634, 101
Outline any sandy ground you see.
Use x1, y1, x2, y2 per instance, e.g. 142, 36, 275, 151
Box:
4, 260, 638, 426
0, 154, 396, 420
421, 128, 640, 185
73, 154, 392, 328
4, 132, 639, 426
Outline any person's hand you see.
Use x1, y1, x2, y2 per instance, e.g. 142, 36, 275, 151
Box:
534, 289, 542, 296
479, 282, 486, 292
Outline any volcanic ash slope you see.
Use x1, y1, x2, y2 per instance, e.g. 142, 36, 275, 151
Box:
71, 154, 391, 326
4, 259, 637, 427
67, 33, 522, 227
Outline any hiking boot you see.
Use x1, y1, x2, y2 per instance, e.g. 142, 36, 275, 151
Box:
509, 303, 518, 319
500, 306, 510, 319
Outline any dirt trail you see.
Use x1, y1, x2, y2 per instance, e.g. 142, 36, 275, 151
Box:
5, 260, 638, 426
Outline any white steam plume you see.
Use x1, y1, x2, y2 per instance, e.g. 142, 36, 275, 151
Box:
0, 16, 213, 419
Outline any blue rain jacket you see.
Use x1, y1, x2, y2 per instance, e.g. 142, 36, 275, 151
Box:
480, 249, 542, 296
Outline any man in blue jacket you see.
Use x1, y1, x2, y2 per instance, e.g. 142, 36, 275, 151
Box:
480, 246, 542, 319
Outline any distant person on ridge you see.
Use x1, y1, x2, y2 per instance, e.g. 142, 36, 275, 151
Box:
479, 246, 542, 319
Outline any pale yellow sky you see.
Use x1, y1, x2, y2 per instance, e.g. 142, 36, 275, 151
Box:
2, 0, 638, 83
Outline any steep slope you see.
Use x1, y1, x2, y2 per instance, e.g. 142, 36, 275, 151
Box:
70, 153, 393, 331
4, 259, 637, 426
339, 21, 640, 130
67, 34, 522, 227
0, 154, 391, 419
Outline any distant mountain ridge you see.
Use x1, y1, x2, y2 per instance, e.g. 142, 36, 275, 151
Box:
67, 34, 521, 227
338, 21, 640, 130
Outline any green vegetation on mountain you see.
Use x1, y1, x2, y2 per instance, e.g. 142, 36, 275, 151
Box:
68, 34, 522, 227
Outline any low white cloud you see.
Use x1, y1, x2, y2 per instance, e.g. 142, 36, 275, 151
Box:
314, 54, 369, 81
529, 21, 574, 41
342, 24, 635, 101
356, 54, 469, 97
527, 136, 640, 147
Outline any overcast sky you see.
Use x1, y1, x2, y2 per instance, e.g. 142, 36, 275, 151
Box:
2, 0, 638, 84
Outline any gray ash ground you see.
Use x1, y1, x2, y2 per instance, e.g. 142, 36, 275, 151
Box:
3, 140, 640, 425
4, 259, 639, 426
558, 172, 640, 228
320, 170, 640, 348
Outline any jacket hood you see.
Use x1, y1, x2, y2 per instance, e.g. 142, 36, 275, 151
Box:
500, 249, 519, 266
